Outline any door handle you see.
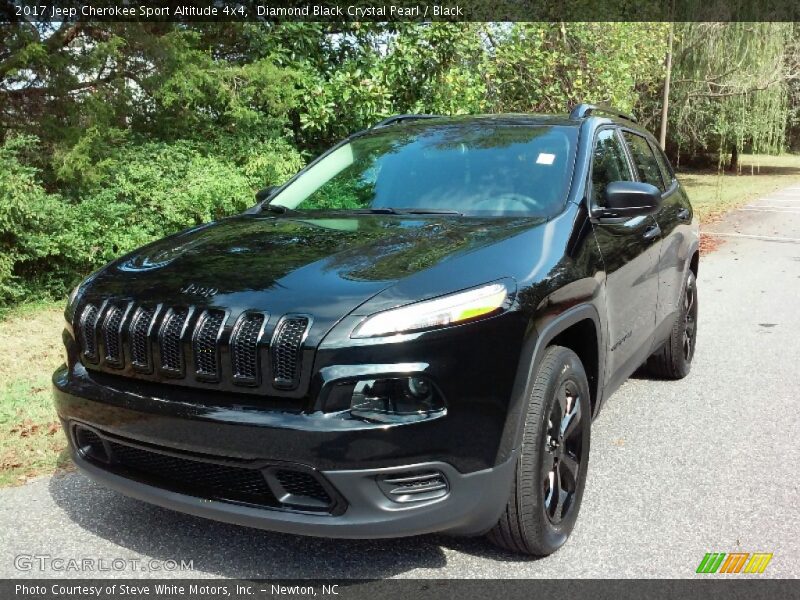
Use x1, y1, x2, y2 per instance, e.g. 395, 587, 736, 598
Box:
643, 223, 661, 240
677, 208, 690, 221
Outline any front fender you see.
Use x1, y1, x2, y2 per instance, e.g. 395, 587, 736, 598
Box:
495, 302, 606, 465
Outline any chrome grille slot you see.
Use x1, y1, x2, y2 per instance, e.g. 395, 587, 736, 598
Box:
271, 316, 309, 390
192, 310, 226, 380
158, 308, 189, 376
101, 304, 126, 368
77, 298, 313, 397
231, 313, 266, 385
78, 304, 100, 363
130, 306, 156, 371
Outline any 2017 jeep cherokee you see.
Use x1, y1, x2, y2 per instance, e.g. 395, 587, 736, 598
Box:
53, 104, 699, 555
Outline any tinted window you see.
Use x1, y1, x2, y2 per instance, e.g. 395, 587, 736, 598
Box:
622, 132, 665, 191
591, 129, 632, 205
649, 140, 675, 188
271, 124, 578, 217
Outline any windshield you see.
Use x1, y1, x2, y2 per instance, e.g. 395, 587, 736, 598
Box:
269, 123, 578, 217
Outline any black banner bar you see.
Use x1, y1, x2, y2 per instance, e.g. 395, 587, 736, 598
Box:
2, 0, 800, 23
4, 579, 800, 600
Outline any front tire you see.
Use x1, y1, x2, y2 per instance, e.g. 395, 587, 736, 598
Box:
488, 345, 591, 555
647, 269, 698, 379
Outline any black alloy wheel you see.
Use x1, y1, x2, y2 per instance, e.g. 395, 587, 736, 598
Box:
542, 379, 585, 525
488, 345, 591, 555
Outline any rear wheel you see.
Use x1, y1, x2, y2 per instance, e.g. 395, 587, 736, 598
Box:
488, 345, 591, 555
647, 269, 698, 379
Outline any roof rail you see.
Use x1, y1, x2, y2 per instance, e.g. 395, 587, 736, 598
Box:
569, 103, 637, 123
371, 114, 441, 129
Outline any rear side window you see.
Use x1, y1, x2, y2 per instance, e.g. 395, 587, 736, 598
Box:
591, 129, 632, 205
622, 132, 665, 191
649, 140, 675, 188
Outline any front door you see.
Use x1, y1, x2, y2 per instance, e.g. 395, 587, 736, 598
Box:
589, 128, 662, 387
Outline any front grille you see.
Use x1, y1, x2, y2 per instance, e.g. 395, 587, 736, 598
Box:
106, 440, 278, 507
192, 310, 225, 379
231, 313, 266, 385
159, 308, 189, 376
75, 300, 311, 395
275, 469, 332, 505
78, 304, 100, 363
271, 317, 310, 389
130, 306, 156, 371
72, 425, 339, 513
101, 304, 125, 367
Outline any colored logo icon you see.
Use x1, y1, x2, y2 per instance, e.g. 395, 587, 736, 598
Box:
696, 552, 773, 574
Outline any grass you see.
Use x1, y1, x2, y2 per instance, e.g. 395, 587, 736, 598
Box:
1, 152, 800, 487
678, 153, 800, 222
0, 301, 72, 486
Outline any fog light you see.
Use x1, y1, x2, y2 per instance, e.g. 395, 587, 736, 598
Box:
324, 377, 445, 423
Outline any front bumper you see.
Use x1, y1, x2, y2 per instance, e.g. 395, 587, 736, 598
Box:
71, 446, 516, 538
54, 365, 517, 538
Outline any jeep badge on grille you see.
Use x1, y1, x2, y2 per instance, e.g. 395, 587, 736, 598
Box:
180, 283, 219, 299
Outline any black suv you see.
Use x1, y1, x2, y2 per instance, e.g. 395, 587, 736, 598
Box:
54, 105, 699, 555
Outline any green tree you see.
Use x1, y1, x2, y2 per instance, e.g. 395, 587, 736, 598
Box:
666, 23, 798, 168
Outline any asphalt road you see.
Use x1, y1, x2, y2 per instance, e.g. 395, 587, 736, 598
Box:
2, 187, 800, 579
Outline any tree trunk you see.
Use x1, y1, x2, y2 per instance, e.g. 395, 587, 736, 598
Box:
729, 144, 739, 172
659, 21, 674, 151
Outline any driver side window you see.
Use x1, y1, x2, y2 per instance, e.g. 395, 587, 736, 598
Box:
591, 129, 632, 205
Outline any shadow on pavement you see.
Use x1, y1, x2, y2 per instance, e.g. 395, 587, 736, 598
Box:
47, 471, 533, 577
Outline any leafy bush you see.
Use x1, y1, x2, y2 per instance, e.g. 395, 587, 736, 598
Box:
0, 135, 70, 305
0, 135, 302, 307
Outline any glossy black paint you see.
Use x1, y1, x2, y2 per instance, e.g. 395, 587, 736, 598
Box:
53, 113, 699, 536
600, 181, 661, 217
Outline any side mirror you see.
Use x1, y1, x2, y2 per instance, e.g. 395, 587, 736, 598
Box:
255, 185, 278, 203
598, 181, 661, 218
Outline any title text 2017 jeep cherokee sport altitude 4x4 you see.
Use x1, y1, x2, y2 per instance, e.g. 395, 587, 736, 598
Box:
54, 104, 699, 555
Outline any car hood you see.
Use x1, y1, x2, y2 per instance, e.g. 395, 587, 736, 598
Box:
86, 213, 545, 333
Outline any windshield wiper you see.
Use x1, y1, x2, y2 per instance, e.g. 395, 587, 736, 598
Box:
263, 204, 300, 215
346, 207, 399, 214
396, 208, 463, 216
347, 207, 463, 216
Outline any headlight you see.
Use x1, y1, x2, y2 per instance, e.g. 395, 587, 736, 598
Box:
67, 283, 81, 307
64, 280, 87, 324
352, 282, 510, 338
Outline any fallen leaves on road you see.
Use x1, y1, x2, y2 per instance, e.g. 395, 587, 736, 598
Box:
699, 233, 725, 254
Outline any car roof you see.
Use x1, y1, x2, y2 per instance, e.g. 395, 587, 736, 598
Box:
372, 113, 579, 129
364, 112, 647, 135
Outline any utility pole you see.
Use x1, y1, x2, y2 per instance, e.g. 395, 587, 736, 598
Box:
659, 20, 674, 151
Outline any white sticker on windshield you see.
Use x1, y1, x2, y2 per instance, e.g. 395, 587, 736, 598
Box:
536, 153, 556, 165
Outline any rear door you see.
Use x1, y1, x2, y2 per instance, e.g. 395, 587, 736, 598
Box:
589, 128, 662, 387
647, 139, 695, 332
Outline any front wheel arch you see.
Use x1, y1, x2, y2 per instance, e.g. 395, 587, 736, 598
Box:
497, 304, 605, 466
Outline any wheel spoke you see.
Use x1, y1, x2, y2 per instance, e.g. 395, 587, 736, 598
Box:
555, 385, 567, 422
552, 463, 567, 520
560, 452, 580, 484
542, 445, 556, 477
547, 463, 562, 519
561, 395, 581, 440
